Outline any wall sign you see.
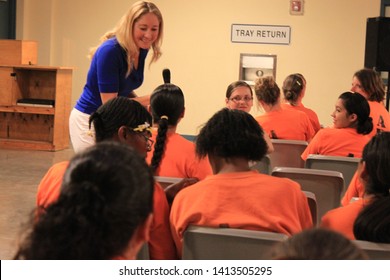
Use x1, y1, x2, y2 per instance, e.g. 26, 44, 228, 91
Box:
231, 24, 291, 45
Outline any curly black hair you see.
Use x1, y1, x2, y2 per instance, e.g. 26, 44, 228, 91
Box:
196, 108, 268, 161
15, 141, 154, 259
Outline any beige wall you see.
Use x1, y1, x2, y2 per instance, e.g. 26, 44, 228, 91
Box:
16, 0, 381, 135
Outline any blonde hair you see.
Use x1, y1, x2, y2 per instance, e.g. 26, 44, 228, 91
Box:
88, 1, 163, 77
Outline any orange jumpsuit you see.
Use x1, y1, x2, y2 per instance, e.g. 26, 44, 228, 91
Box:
36, 161, 177, 259
341, 171, 365, 206
255, 109, 315, 141
170, 170, 313, 258
301, 127, 370, 160
281, 103, 321, 133
146, 130, 212, 179
321, 198, 370, 240
367, 100, 390, 138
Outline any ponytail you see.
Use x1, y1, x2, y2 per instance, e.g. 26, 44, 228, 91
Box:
357, 116, 373, 135
151, 116, 169, 173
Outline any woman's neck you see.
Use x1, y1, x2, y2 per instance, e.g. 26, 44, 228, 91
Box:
152, 125, 177, 133
210, 156, 251, 174
263, 102, 282, 113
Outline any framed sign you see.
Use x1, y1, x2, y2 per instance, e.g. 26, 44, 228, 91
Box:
239, 54, 277, 85
231, 24, 291, 45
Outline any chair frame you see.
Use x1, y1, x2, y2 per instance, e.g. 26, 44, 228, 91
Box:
303, 191, 318, 226
304, 154, 360, 195
353, 240, 390, 260
250, 155, 271, 175
182, 225, 288, 260
154, 176, 183, 189
269, 139, 308, 170
271, 167, 344, 224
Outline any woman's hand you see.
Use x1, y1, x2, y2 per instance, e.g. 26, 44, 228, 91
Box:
164, 177, 199, 204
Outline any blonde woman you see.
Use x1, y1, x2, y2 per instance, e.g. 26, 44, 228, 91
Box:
69, 1, 163, 153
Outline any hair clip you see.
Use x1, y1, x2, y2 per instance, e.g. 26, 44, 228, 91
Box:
296, 80, 302, 86
161, 115, 169, 120
132, 122, 152, 133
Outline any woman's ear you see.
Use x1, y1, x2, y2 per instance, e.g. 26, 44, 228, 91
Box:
349, 113, 358, 123
117, 126, 128, 142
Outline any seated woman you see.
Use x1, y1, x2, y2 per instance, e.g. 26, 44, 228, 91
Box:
225, 80, 274, 154
170, 108, 313, 258
36, 97, 177, 259
282, 73, 321, 133
225, 80, 254, 113
321, 132, 390, 240
254, 76, 315, 141
15, 142, 154, 259
146, 83, 212, 179
351, 68, 390, 138
301, 92, 373, 160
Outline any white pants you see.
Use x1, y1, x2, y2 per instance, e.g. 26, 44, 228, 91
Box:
69, 108, 95, 153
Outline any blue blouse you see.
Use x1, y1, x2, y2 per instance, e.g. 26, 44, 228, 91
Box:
75, 37, 148, 114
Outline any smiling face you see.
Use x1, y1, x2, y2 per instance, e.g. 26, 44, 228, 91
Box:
331, 98, 357, 129
133, 12, 160, 49
225, 86, 254, 113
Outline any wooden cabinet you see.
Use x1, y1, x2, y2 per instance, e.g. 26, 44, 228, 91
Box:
0, 65, 72, 151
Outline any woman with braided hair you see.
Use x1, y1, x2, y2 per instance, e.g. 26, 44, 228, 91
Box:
146, 83, 212, 181
36, 97, 178, 259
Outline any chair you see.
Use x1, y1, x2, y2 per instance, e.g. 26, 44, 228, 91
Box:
303, 191, 318, 226
353, 240, 390, 260
271, 167, 344, 224
154, 176, 183, 189
304, 154, 360, 195
182, 225, 288, 260
250, 155, 271, 174
269, 139, 308, 170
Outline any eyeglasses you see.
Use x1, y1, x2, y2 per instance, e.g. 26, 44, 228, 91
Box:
126, 126, 154, 150
137, 132, 154, 148
229, 96, 253, 103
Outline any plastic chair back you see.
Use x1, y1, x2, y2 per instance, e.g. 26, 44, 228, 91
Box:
353, 240, 390, 260
269, 139, 308, 170
272, 167, 344, 224
182, 225, 288, 260
305, 154, 360, 195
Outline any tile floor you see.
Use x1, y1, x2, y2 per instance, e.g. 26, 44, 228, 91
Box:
0, 148, 74, 259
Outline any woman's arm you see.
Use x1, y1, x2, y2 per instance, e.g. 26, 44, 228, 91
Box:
132, 95, 151, 107
100, 93, 118, 104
